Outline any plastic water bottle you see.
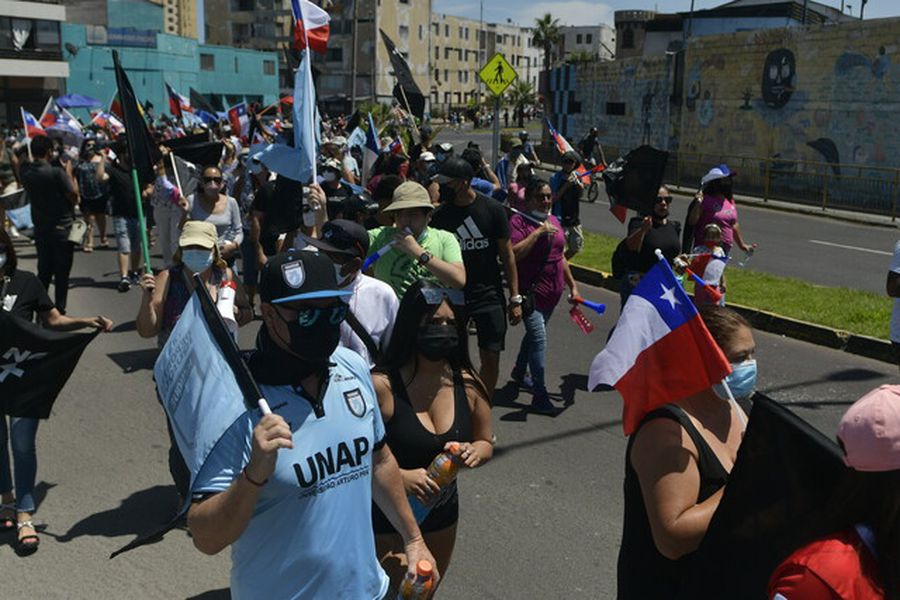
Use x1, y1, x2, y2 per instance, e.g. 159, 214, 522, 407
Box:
397, 560, 435, 600
216, 279, 238, 338
407, 442, 463, 523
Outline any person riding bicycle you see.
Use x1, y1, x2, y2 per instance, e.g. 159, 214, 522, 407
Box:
579, 128, 600, 166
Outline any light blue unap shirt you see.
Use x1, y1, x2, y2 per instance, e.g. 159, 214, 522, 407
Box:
194, 347, 389, 600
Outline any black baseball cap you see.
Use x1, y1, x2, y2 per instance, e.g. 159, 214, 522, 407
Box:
301, 219, 370, 260
259, 250, 352, 305
433, 156, 474, 183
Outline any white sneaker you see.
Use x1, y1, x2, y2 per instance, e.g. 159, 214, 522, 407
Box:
7, 225, 20, 238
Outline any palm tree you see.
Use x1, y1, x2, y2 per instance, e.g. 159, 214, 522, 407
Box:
565, 50, 595, 65
506, 80, 535, 128
532, 14, 561, 73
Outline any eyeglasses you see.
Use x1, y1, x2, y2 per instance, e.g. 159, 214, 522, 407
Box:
420, 287, 465, 306
283, 304, 349, 327
656, 196, 672, 204
203, 176, 224, 184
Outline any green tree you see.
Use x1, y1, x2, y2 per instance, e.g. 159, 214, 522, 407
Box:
565, 50, 595, 65
506, 80, 536, 128
532, 13, 561, 72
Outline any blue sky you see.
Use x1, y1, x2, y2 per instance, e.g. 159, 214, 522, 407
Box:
431, 1, 897, 28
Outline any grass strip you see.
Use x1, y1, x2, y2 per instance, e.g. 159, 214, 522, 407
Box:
571, 231, 892, 340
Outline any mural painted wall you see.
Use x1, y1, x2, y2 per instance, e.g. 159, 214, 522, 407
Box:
556, 55, 675, 155
680, 18, 900, 173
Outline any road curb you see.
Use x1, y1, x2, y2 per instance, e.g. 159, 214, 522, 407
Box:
570, 264, 895, 365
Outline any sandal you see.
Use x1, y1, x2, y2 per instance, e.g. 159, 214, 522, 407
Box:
0, 504, 14, 531
99, 239, 109, 248
83, 246, 94, 253
16, 520, 39, 555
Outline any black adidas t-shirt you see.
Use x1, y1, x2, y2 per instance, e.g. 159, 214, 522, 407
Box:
2, 270, 54, 322
431, 192, 509, 307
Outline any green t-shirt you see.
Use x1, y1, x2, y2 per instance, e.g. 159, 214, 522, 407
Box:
367, 226, 463, 298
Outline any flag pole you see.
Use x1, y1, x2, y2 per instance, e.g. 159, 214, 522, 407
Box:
397, 84, 420, 140
130, 168, 152, 275
20, 108, 33, 161
169, 152, 184, 198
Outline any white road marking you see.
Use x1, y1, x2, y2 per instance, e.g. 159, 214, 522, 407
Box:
808, 239, 892, 256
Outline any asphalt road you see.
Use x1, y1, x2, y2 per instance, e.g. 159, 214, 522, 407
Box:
438, 122, 898, 294
2, 239, 895, 598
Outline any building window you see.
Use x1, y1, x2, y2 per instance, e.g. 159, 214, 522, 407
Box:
586, 34, 592, 44
456, 48, 462, 60
264, 60, 275, 75
458, 26, 463, 38
445, 25, 449, 37
434, 68, 439, 82
234, 56, 239, 72
622, 28, 634, 49
435, 45, 439, 60
35, 20, 61, 49
419, 25, 423, 40
576, 34, 582, 44
433, 23, 439, 36
444, 47, 450, 59
606, 102, 625, 116
399, 0, 409, 3
458, 71, 463, 83
465, 27, 469, 40
444, 69, 448, 81
325, 47, 343, 62
201, 53, 215, 71
399, 25, 409, 39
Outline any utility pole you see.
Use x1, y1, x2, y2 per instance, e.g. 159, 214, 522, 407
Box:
802, 0, 808, 24
477, 0, 484, 107
351, 0, 359, 113
685, 0, 695, 41
860, 0, 868, 19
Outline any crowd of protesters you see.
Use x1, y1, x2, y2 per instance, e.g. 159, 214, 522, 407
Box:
0, 102, 896, 600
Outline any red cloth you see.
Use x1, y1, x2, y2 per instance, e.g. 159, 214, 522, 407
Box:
768, 528, 883, 600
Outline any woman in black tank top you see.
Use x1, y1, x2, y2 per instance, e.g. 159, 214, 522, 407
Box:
618, 306, 756, 598
372, 281, 494, 594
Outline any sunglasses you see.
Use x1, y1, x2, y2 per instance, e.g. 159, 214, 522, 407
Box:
420, 288, 465, 306
283, 304, 349, 327
656, 195, 672, 204
203, 176, 224, 184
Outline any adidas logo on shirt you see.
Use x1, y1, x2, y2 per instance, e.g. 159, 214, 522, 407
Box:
455, 216, 489, 250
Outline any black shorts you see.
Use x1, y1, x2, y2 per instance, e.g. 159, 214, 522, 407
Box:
81, 194, 108, 215
372, 492, 459, 535
469, 302, 507, 353
893, 342, 900, 367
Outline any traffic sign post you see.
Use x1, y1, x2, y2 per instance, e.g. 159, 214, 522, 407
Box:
479, 53, 518, 166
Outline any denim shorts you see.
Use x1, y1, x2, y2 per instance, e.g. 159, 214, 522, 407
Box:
113, 216, 141, 255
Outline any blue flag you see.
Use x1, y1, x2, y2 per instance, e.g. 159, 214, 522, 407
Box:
153, 294, 248, 512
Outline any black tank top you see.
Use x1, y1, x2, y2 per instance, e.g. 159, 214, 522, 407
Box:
383, 368, 474, 469
617, 404, 729, 599
371, 369, 474, 534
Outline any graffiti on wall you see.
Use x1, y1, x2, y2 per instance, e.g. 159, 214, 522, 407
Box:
761, 48, 795, 108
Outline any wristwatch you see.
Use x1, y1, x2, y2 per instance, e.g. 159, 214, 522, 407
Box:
417, 251, 433, 265
509, 294, 523, 305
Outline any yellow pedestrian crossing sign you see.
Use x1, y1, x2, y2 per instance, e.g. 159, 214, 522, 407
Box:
480, 53, 518, 96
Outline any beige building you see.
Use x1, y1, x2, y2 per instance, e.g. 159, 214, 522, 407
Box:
431, 13, 541, 111
162, 0, 199, 39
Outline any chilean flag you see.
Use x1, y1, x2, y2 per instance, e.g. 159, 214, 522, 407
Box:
362, 112, 380, 185
20, 108, 47, 138
291, 0, 330, 54
546, 118, 574, 155
165, 83, 192, 118
91, 111, 125, 135
588, 259, 731, 435
228, 102, 250, 139
388, 137, 405, 155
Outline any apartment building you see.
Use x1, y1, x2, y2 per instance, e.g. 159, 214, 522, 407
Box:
558, 25, 615, 61
431, 13, 540, 111
204, 0, 432, 114
0, 0, 70, 123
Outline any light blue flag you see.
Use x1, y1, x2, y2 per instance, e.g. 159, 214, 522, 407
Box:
346, 126, 366, 149
153, 294, 248, 512
293, 34, 319, 183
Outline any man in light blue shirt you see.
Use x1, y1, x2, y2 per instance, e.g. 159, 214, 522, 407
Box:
188, 250, 437, 600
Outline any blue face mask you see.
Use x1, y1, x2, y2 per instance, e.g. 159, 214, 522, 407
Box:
714, 359, 757, 400
182, 249, 214, 273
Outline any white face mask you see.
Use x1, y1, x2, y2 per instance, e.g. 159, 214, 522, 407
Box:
0, 253, 6, 270
182, 249, 214, 273
333, 262, 352, 287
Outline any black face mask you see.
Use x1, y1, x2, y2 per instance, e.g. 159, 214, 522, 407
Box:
275, 305, 347, 369
417, 324, 459, 362
438, 183, 455, 204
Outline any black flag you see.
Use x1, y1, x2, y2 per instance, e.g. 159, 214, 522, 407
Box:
0, 311, 98, 419
679, 395, 850, 598
189, 87, 218, 116
602, 145, 670, 216
112, 50, 160, 186
379, 29, 425, 120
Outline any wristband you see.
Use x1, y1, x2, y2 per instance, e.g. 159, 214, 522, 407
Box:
242, 467, 268, 487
